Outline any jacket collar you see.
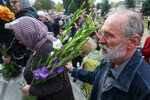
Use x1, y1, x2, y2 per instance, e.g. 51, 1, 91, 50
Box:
112, 50, 143, 92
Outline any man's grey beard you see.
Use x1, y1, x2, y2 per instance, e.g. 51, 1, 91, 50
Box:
99, 42, 126, 60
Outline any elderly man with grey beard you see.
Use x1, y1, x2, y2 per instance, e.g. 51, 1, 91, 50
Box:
66, 5, 150, 100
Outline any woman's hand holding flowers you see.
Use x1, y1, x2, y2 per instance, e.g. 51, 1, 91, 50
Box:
2, 56, 10, 64
22, 85, 31, 98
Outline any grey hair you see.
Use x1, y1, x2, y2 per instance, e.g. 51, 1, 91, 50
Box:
106, 5, 144, 43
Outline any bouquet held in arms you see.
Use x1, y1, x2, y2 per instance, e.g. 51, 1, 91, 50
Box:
0, 43, 21, 81
23, 2, 101, 100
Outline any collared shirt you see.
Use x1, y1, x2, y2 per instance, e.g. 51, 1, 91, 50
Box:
97, 58, 131, 100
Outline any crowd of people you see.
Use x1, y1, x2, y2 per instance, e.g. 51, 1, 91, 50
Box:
0, 0, 150, 100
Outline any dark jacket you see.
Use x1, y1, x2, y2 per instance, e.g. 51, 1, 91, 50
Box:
51, 23, 59, 37
15, 7, 39, 19
72, 50, 150, 100
0, 23, 13, 63
44, 20, 54, 32
24, 40, 74, 100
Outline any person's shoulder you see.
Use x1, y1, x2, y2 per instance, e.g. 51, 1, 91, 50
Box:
136, 61, 150, 85
146, 36, 150, 40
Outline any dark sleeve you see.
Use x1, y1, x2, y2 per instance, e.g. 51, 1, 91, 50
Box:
44, 21, 54, 32
7, 37, 22, 56
29, 75, 64, 96
71, 59, 107, 85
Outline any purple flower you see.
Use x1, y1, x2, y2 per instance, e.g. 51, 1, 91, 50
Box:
61, 45, 63, 49
54, 57, 59, 65
62, 55, 66, 58
62, 61, 65, 65
68, 50, 72, 53
50, 62, 54, 67
39, 66, 50, 80
33, 68, 41, 80
52, 68, 57, 73
52, 66, 65, 74
48, 53, 50, 56
57, 66, 65, 74
50, 74, 53, 78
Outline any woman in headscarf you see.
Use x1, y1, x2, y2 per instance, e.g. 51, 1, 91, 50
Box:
4, 16, 75, 100
6, 0, 39, 66
10, 0, 38, 19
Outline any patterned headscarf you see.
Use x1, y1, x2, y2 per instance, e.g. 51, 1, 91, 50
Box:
11, 16, 57, 49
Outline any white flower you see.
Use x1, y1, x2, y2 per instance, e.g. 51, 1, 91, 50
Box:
5, 23, 12, 29
53, 39, 63, 49
51, 51, 54, 56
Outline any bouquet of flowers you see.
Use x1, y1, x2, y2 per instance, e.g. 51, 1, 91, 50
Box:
0, 43, 22, 81
23, 2, 101, 100
0, 5, 15, 23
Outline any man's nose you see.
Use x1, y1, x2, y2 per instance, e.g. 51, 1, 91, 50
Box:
99, 35, 105, 44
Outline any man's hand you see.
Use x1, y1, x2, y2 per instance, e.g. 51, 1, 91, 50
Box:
66, 62, 73, 72
2, 56, 10, 64
22, 85, 31, 98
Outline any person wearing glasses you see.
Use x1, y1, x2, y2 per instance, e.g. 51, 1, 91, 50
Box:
4, 0, 39, 66
66, 5, 150, 100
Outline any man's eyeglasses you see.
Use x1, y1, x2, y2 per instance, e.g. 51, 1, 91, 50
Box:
98, 30, 115, 39
10, 1, 19, 4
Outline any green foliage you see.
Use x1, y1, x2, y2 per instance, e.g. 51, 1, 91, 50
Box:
110, 1, 124, 8
96, 3, 103, 10
124, 0, 135, 8
0, 43, 21, 80
67, 0, 77, 15
141, 0, 150, 16
0, 62, 21, 80
88, 0, 94, 8
62, 0, 71, 14
85, 0, 90, 13
101, 0, 111, 16
22, 95, 37, 100
55, 3, 63, 12
74, 0, 84, 9
33, 0, 55, 11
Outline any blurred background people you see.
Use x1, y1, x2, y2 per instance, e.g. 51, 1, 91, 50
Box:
80, 37, 102, 99
37, 11, 54, 33
49, 18, 59, 37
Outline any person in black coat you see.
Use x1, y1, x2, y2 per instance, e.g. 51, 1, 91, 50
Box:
7, 0, 39, 66
37, 11, 54, 33
49, 18, 59, 37
0, 1, 13, 63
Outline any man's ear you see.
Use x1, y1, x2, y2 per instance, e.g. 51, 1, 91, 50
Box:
127, 35, 140, 49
